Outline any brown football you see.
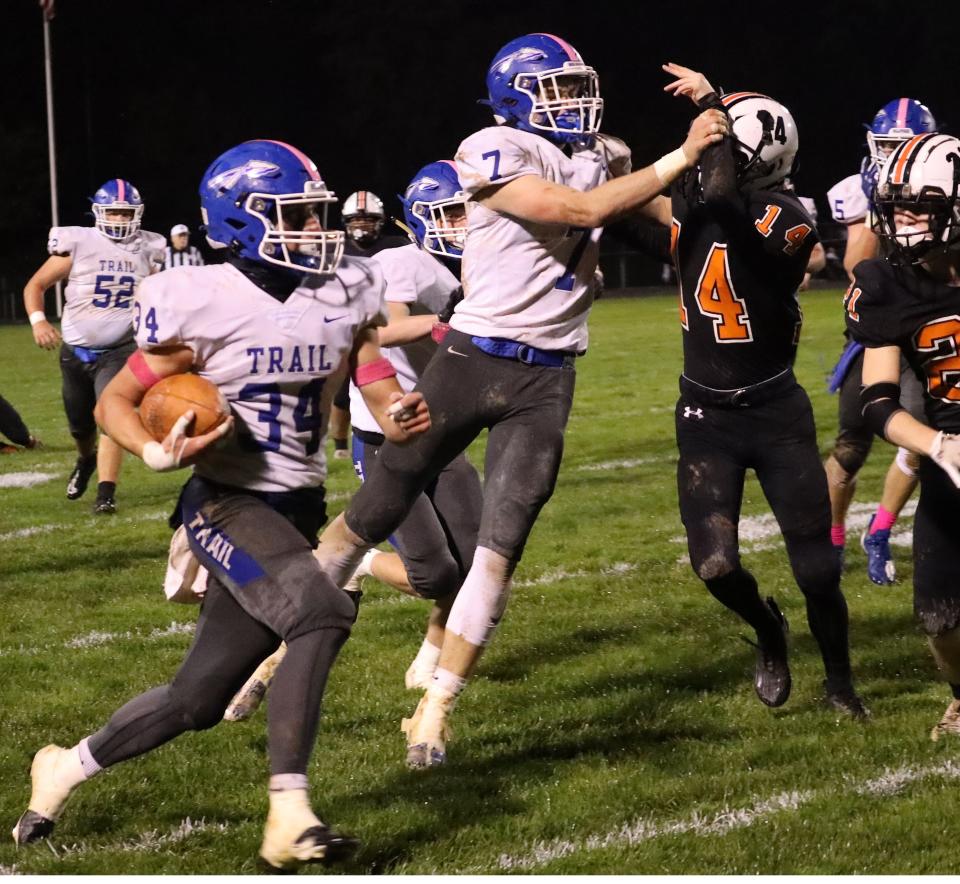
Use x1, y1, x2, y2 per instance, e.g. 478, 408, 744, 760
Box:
139, 374, 230, 442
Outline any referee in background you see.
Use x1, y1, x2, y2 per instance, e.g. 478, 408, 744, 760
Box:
161, 224, 204, 270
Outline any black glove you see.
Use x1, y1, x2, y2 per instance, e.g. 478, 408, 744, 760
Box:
437, 286, 464, 324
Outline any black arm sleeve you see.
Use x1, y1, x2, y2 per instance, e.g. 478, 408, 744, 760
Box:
696, 93, 742, 217
604, 217, 671, 264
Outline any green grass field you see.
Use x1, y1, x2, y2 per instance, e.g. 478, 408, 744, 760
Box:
1, 290, 958, 875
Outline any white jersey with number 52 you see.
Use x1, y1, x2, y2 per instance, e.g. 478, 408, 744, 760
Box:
49, 226, 166, 349
134, 259, 387, 492
453, 127, 631, 352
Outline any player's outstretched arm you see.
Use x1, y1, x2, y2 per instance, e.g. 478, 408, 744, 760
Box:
95, 345, 234, 471
477, 110, 727, 229
23, 255, 71, 350
377, 301, 438, 347
351, 326, 430, 442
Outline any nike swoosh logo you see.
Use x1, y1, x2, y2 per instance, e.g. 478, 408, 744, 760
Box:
324, 314, 347, 323
447, 346, 469, 357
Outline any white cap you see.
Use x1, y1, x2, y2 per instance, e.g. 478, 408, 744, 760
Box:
170, 223, 189, 236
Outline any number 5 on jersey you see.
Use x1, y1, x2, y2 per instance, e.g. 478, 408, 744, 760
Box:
688, 243, 753, 343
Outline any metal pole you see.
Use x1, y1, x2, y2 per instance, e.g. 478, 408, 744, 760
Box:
42, 12, 63, 317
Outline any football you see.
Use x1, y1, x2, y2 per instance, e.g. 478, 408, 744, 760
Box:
139, 373, 230, 442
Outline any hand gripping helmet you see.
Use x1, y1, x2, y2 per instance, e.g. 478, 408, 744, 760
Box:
92, 179, 144, 240
873, 134, 960, 264
720, 92, 799, 192
485, 33, 603, 145
867, 98, 937, 167
400, 161, 468, 259
200, 140, 344, 276
341, 190, 386, 246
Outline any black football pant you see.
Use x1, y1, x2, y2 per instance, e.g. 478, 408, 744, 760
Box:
353, 432, 482, 598
676, 384, 853, 683
59, 341, 135, 440
914, 459, 960, 636
345, 329, 576, 564
0, 394, 31, 447
87, 480, 356, 776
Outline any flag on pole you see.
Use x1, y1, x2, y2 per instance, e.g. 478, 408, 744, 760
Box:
39, 0, 55, 21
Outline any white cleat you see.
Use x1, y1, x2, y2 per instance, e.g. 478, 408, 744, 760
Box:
931, 699, 960, 742
12, 745, 76, 846
223, 644, 287, 722
401, 691, 455, 770
258, 801, 358, 871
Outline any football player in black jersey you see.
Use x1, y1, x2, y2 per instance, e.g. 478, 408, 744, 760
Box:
651, 64, 866, 716
845, 132, 960, 739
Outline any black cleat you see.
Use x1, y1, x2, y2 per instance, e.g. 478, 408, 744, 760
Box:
11, 809, 55, 846
93, 494, 117, 515
824, 679, 871, 719
258, 823, 360, 872
66, 454, 97, 500
743, 597, 791, 707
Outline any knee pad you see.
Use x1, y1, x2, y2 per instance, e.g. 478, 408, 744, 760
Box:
928, 625, 960, 684
786, 537, 841, 597
688, 516, 739, 581
408, 555, 462, 600
167, 683, 228, 732
445, 547, 515, 647
830, 433, 872, 477
917, 598, 960, 640
895, 446, 920, 479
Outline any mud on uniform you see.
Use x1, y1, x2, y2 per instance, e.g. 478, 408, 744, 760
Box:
50, 225, 166, 438
86, 257, 386, 773
348, 244, 482, 597
845, 258, 960, 635
342, 126, 631, 562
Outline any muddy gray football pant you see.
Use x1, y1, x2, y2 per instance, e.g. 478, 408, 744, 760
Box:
352, 431, 483, 598
87, 480, 356, 776
345, 329, 576, 564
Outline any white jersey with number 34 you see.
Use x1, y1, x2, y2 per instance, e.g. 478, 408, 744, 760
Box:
49, 226, 166, 349
453, 127, 631, 352
134, 259, 387, 492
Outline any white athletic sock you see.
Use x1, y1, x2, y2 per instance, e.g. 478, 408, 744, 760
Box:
269, 773, 309, 793
445, 546, 515, 647
58, 739, 101, 789
356, 549, 381, 578
411, 638, 442, 672
430, 667, 467, 699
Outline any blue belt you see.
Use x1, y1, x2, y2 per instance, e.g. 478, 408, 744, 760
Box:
470, 336, 576, 368
71, 344, 111, 364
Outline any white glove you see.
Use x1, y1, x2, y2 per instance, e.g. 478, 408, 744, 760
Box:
142, 411, 195, 472
929, 431, 960, 488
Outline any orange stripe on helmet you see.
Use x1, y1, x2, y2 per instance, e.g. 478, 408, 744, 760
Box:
889, 134, 927, 185
720, 92, 770, 107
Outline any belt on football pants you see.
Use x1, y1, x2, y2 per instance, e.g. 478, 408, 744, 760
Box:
469, 335, 577, 369
679, 368, 797, 408
68, 344, 113, 364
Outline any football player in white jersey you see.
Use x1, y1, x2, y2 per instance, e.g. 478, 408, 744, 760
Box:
23, 179, 166, 513
224, 161, 482, 727
823, 99, 937, 584
314, 33, 727, 769
12, 140, 430, 872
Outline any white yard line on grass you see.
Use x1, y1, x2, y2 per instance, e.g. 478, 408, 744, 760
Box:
0, 621, 195, 658
0, 471, 59, 489
492, 757, 960, 872
0, 510, 169, 544
575, 456, 672, 472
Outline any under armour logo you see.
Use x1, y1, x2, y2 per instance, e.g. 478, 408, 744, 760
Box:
683, 406, 704, 420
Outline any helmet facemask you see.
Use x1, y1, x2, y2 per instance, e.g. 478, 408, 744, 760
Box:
246, 181, 345, 275
344, 214, 384, 247
93, 203, 143, 240
512, 63, 603, 142
411, 193, 469, 258
874, 176, 960, 265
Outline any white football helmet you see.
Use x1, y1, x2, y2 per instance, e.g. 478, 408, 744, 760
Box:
874, 134, 960, 263
720, 92, 798, 192
342, 190, 385, 246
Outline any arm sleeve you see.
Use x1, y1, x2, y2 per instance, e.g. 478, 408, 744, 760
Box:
604, 216, 671, 263
696, 93, 743, 218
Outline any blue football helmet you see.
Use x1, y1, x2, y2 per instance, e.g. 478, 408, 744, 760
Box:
400, 161, 468, 259
200, 140, 344, 276
92, 179, 143, 240
866, 98, 937, 167
485, 33, 603, 144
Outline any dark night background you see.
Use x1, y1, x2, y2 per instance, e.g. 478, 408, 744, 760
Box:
2, 0, 958, 311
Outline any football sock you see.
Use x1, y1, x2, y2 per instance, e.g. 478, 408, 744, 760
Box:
830, 525, 845, 547
703, 568, 780, 640
0, 394, 32, 447
430, 667, 466, 699
411, 638, 441, 673
267, 627, 349, 776
805, 590, 853, 683
357, 548, 380, 578
333, 438, 348, 451
77, 737, 103, 779
951, 683, 960, 701
97, 481, 116, 499
871, 506, 896, 533
269, 774, 309, 793
445, 547, 514, 647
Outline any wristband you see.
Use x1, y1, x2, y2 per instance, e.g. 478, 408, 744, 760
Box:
654, 148, 690, 186
29, 311, 47, 326
127, 349, 165, 391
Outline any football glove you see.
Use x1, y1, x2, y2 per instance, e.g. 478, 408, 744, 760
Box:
929, 431, 960, 488
436, 287, 464, 324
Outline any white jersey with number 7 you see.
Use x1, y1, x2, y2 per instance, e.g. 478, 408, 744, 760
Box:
453, 126, 631, 352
